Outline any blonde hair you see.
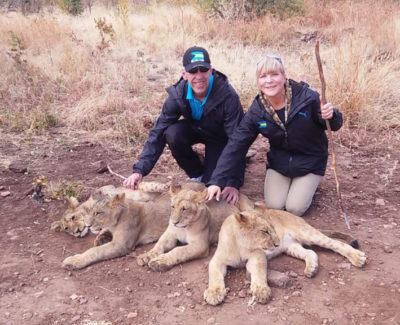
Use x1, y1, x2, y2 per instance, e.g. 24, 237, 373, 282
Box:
256, 55, 286, 79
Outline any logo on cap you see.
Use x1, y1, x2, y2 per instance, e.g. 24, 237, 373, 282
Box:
191, 51, 205, 63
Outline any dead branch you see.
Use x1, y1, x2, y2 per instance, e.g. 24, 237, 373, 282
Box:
107, 165, 127, 180
315, 39, 350, 230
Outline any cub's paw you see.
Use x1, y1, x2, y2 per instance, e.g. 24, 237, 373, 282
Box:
250, 284, 272, 304
304, 264, 319, 278
62, 255, 85, 270
148, 255, 172, 272
137, 250, 158, 266
349, 249, 367, 267
204, 286, 226, 306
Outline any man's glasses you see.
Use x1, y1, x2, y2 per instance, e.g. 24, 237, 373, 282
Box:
188, 66, 210, 74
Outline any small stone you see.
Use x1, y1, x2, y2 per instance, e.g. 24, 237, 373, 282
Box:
127, 312, 138, 319
268, 269, 292, 288
292, 291, 301, 297
126, 286, 132, 292
43, 277, 49, 282
375, 198, 385, 206
71, 315, 80, 322
288, 271, 298, 278
34, 291, 44, 298
238, 289, 247, 298
383, 245, 393, 253
22, 312, 33, 319
79, 298, 88, 305
337, 262, 351, 270
70, 294, 78, 300
207, 317, 216, 324
9, 161, 28, 173
1, 191, 11, 197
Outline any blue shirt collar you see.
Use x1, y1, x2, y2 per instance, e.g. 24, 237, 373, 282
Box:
186, 74, 214, 105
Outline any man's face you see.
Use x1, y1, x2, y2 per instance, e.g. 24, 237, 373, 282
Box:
182, 67, 212, 100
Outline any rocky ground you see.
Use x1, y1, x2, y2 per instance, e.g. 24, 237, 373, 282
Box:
0, 129, 399, 325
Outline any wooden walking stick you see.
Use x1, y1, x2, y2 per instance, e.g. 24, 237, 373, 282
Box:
315, 39, 350, 230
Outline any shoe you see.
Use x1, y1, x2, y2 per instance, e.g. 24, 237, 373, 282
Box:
189, 175, 203, 182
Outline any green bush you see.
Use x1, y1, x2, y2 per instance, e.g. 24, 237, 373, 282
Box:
61, 0, 84, 15
197, 0, 304, 20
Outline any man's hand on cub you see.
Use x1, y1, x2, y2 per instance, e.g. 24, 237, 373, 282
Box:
123, 172, 143, 190
207, 185, 238, 205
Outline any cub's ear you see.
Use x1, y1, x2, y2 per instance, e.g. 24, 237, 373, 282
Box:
254, 201, 267, 212
68, 196, 80, 209
169, 183, 182, 195
234, 212, 249, 224
51, 220, 62, 232
114, 192, 125, 201
199, 188, 208, 202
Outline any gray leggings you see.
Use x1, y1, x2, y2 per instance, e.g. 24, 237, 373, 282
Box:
264, 169, 322, 216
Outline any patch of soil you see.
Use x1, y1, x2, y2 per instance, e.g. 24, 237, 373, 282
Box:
1, 130, 399, 325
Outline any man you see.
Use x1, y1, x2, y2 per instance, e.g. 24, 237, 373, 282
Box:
124, 46, 244, 201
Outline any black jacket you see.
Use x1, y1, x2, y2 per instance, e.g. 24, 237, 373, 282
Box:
132, 70, 244, 176
208, 79, 343, 189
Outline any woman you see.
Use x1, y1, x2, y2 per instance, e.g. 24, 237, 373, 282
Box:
206, 55, 342, 216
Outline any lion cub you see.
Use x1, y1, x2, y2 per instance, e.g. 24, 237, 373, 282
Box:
61, 190, 171, 270
204, 205, 367, 305
137, 184, 253, 272
51, 183, 169, 238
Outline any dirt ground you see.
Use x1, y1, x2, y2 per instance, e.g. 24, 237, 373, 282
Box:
0, 129, 399, 325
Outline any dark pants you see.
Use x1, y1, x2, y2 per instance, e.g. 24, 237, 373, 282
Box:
164, 120, 227, 183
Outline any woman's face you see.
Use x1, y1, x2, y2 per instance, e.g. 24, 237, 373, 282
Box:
257, 68, 286, 99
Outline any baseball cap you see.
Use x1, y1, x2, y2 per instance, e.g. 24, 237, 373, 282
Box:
183, 46, 211, 72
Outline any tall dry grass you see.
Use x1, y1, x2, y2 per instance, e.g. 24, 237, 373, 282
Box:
0, 1, 399, 149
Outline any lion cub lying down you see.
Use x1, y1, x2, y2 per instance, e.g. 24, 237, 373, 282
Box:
52, 182, 204, 270
51, 183, 169, 238
204, 205, 367, 305
137, 184, 253, 272
61, 191, 172, 270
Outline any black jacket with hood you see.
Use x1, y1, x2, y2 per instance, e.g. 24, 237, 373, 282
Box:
132, 70, 244, 178
208, 79, 343, 189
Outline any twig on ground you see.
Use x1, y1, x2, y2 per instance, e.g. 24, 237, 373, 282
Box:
30, 254, 36, 271
97, 285, 115, 293
107, 165, 127, 180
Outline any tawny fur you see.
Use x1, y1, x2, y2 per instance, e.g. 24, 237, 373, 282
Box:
136, 184, 254, 272
204, 205, 367, 306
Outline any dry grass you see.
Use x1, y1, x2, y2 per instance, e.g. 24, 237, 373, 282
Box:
0, 1, 399, 147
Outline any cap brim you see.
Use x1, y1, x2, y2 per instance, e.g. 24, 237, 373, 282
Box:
184, 62, 211, 72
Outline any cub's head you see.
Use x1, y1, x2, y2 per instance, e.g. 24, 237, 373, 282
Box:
169, 184, 208, 228
88, 192, 129, 233
51, 196, 90, 237
233, 210, 280, 252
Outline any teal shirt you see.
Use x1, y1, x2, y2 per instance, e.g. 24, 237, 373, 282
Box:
186, 74, 214, 120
